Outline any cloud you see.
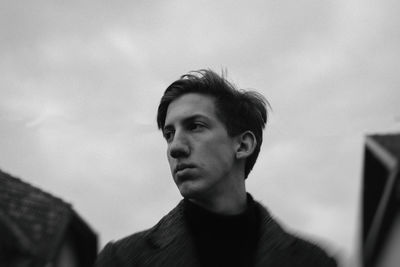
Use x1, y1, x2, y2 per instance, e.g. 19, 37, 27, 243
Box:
1, 1, 400, 265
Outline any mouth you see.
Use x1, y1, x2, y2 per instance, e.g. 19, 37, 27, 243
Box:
174, 163, 195, 175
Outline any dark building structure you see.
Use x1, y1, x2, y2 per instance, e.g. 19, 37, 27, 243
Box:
0, 169, 97, 267
362, 133, 400, 267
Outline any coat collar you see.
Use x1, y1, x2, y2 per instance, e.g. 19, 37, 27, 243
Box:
146, 198, 292, 250
145, 200, 201, 267
252, 201, 296, 266
140, 198, 333, 267
147, 200, 188, 249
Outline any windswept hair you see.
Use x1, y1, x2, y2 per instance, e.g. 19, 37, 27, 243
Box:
157, 69, 270, 179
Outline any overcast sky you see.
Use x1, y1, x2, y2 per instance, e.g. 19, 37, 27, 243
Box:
1, 1, 399, 266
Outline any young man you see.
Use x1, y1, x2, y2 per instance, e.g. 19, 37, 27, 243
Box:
95, 70, 337, 267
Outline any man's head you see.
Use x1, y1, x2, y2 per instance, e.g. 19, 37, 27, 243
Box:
157, 69, 268, 179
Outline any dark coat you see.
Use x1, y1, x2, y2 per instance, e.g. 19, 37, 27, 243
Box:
95, 200, 337, 267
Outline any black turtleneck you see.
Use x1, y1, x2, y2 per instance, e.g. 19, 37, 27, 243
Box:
183, 194, 259, 267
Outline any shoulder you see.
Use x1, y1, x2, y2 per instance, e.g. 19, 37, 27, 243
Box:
94, 201, 186, 267
94, 228, 154, 267
254, 201, 337, 267
283, 235, 337, 267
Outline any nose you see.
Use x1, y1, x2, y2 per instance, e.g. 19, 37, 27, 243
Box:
169, 131, 190, 159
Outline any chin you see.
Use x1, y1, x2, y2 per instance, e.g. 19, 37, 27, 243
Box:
177, 181, 204, 199
177, 187, 196, 199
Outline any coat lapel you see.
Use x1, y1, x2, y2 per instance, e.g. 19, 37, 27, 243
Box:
253, 202, 296, 267
146, 200, 201, 267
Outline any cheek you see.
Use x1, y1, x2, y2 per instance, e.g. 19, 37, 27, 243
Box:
166, 151, 174, 169
204, 144, 235, 168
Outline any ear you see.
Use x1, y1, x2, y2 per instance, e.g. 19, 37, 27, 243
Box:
235, 131, 257, 159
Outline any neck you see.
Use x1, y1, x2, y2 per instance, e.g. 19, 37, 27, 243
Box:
189, 182, 247, 215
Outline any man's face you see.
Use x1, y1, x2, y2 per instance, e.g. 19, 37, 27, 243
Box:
163, 93, 239, 201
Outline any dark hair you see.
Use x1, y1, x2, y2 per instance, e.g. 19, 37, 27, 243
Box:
157, 69, 269, 179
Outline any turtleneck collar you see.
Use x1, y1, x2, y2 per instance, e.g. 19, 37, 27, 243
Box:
183, 193, 257, 235
182, 193, 260, 267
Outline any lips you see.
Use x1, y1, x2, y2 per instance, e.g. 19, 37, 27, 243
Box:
174, 163, 195, 174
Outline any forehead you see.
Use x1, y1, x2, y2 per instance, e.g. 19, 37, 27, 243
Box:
165, 93, 219, 125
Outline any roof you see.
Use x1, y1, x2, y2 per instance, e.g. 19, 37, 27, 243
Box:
362, 133, 400, 267
0, 169, 97, 266
372, 133, 400, 160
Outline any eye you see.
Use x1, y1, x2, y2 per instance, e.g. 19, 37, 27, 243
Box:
189, 122, 205, 131
163, 129, 175, 142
